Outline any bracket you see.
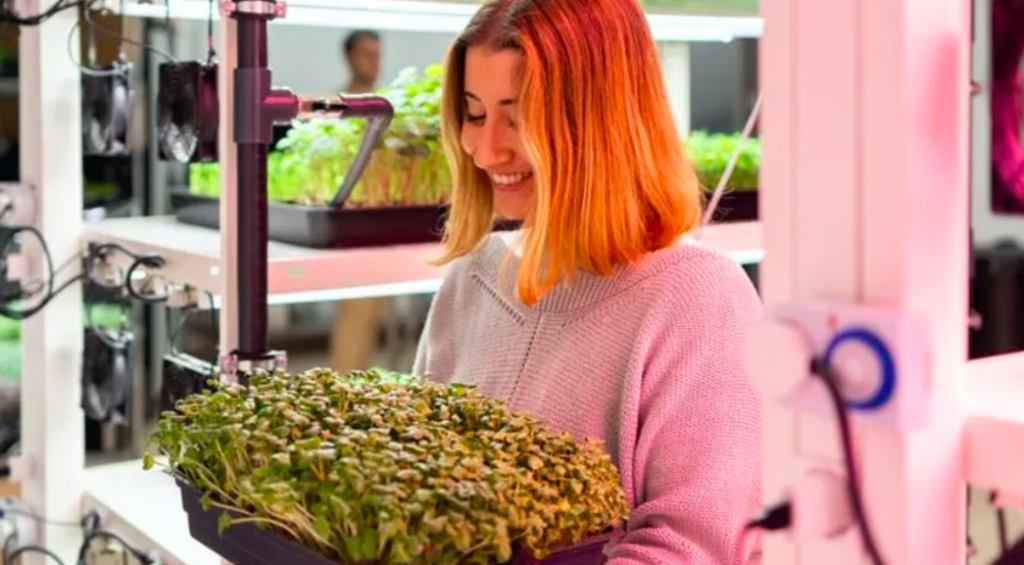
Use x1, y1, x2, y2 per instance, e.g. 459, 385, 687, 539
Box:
0, 183, 35, 227
220, 0, 286, 19
218, 350, 288, 380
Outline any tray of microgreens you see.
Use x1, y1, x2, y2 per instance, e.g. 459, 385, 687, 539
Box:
145, 369, 630, 565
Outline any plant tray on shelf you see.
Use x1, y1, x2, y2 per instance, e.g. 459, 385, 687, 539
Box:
171, 193, 518, 249
176, 479, 611, 565
705, 189, 757, 223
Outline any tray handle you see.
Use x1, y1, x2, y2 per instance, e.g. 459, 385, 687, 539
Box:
326, 94, 394, 208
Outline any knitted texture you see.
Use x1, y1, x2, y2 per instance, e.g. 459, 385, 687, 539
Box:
413, 234, 763, 565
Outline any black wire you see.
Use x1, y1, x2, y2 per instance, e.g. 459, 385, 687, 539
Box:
206, 0, 216, 63
83, 246, 123, 291
87, 242, 168, 303
76, 530, 153, 565
124, 255, 167, 303
0, 0, 87, 26
7, 545, 65, 565
0, 225, 79, 321
810, 358, 887, 565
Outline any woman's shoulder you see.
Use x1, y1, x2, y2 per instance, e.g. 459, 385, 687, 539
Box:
644, 236, 758, 297
633, 237, 763, 330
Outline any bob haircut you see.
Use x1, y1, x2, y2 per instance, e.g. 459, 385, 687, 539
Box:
437, 0, 702, 305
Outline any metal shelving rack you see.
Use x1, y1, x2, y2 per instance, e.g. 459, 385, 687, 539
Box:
13, 0, 1024, 563
15, 2, 770, 565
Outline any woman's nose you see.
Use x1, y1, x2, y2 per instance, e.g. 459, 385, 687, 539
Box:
473, 123, 513, 168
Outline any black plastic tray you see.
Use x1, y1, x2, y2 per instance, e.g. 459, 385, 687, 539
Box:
707, 190, 757, 223
171, 189, 754, 249
171, 193, 456, 249
177, 480, 608, 565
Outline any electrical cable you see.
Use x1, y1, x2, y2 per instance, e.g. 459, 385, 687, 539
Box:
65, 0, 176, 78
77, 528, 155, 565
809, 356, 887, 565
0, 225, 87, 320
87, 242, 169, 303
124, 254, 168, 303
206, 0, 217, 63
0, 227, 172, 320
6, 545, 65, 565
0, 0, 86, 26
0, 504, 156, 565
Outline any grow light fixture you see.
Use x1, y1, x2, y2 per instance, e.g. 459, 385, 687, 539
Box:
112, 0, 763, 41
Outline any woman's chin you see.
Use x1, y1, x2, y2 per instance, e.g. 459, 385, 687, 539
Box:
493, 201, 530, 222
492, 185, 534, 221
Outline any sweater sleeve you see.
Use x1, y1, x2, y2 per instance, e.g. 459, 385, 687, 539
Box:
604, 273, 763, 565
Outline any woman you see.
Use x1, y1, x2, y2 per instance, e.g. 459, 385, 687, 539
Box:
413, 0, 763, 563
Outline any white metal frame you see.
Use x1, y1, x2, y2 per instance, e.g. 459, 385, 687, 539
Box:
18, 4, 756, 565
17, 3, 87, 565
757, 0, 1024, 564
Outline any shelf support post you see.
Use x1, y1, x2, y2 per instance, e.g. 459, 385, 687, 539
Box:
17, 3, 86, 564
758, 0, 970, 562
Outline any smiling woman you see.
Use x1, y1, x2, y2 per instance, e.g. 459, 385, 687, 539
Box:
414, 1, 763, 564
459, 49, 536, 220
436, 0, 702, 305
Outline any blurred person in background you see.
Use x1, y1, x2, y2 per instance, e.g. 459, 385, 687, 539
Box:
342, 29, 382, 94
332, 30, 426, 372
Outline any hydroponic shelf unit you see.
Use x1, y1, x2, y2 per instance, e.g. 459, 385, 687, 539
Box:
13, 2, 770, 565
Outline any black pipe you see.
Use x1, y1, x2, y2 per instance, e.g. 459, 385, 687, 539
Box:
234, 8, 270, 360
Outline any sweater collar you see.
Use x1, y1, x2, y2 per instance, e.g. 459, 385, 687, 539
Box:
468, 233, 699, 314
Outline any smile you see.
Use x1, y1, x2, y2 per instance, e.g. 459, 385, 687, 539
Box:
489, 171, 533, 192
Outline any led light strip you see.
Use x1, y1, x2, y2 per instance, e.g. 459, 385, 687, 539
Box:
112, 0, 763, 41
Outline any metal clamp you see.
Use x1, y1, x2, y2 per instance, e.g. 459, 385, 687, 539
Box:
218, 349, 288, 377
220, 0, 287, 19
0, 183, 36, 227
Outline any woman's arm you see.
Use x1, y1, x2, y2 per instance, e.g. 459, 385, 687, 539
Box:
604, 271, 763, 565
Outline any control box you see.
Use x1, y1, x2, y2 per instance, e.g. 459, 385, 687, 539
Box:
760, 301, 932, 431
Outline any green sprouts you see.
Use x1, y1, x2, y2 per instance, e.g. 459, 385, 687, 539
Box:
187, 64, 763, 209
146, 369, 629, 565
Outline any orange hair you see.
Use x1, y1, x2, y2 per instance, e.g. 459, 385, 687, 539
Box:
437, 0, 702, 305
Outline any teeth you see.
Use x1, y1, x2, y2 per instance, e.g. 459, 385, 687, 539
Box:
490, 172, 530, 186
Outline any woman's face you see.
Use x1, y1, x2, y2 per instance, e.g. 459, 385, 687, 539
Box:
460, 46, 535, 220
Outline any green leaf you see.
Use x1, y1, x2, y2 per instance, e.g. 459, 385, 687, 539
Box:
217, 512, 233, 535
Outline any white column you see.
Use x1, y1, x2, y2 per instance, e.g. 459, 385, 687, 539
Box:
659, 42, 691, 135
217, 14, 240, 361
759, 0, 969, 563
17, 4, 85, 565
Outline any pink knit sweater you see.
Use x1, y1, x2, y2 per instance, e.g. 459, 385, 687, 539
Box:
413, 233, 763, 565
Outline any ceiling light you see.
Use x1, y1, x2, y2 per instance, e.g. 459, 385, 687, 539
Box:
113, 0, 762, 41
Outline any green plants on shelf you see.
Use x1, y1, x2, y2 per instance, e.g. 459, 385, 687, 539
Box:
189, 65, 450, 208
146, 368, 629, 565
188, 65, 761, 208
685, 130, 761, 192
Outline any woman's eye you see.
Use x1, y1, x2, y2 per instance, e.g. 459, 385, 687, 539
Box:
465, 113, 485, 124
